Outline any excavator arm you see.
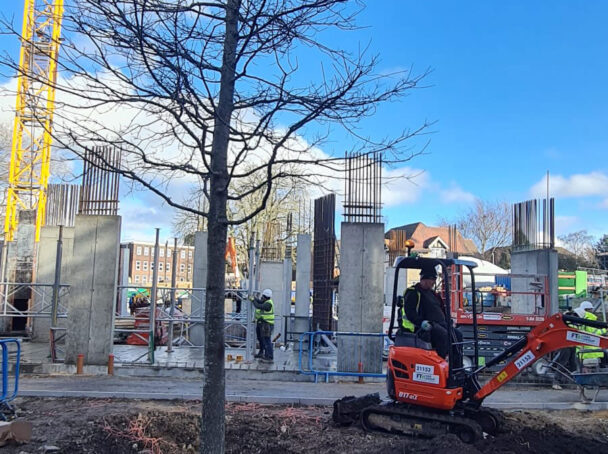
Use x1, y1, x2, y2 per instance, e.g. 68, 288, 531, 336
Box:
474, 313, 608, 401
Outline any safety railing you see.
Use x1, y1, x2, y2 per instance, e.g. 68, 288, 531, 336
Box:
299, 330, 387, 383
285, 314, 312, 344
0, 282, 69, 318
0, 339, 21, 418
113, 286, 252, 364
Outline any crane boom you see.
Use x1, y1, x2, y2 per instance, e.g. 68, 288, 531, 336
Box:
5, 0, 64, 241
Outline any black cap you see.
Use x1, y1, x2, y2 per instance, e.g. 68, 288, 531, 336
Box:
420, 268, 438, 280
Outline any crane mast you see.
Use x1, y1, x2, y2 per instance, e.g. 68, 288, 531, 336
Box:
4, 0, 63, 242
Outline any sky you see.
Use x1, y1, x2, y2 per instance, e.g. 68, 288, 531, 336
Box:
0, 1, 606, 244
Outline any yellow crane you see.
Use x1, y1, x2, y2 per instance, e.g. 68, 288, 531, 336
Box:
4, 0, 64, 242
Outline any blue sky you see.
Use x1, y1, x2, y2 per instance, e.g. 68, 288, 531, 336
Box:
0, 1, 606, 243
360, 1, 607, 240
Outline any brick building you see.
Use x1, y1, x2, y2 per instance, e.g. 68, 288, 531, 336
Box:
385, 222, 479, 264
122, 241, 195, 288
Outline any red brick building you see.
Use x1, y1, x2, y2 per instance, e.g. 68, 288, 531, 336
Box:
123, 241, 195, 288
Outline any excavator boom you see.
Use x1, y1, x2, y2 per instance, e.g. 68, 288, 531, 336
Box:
474, 312, 608, 401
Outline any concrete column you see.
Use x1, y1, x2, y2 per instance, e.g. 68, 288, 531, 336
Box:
66, 215, 121, 365
511, 249, 558, 315
337, 223, 385, 374
32, 225, 75, 342
259, 261, 285, 342
281, 257, 292, 343
190, 231, 208, 346
295, 234, 311, 340
119, 245, 130, 317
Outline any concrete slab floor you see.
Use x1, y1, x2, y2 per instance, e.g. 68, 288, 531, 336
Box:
16, 340, 338, 374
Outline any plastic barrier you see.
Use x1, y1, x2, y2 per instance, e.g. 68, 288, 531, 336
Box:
0, 339, 21, 419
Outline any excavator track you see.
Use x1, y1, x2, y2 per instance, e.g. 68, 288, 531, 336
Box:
360, 403, 483, 443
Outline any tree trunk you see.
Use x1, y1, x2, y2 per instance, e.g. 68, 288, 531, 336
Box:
201, 1, 239, 453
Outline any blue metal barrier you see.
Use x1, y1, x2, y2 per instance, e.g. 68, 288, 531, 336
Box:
0, 339, 21, 411
298, 330, 387, 383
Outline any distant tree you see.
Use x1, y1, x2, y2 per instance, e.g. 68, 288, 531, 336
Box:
594, 234, 608, 269
558, 230, 597, 268
173, 167, 311, 266
440, 199, 511, 263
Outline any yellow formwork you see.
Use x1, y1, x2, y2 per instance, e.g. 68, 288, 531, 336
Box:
4, 0, 63, 242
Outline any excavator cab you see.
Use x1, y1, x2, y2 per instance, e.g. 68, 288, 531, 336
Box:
386, 256, 480, 410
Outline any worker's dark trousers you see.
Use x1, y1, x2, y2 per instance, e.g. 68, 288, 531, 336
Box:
256, 321, 274, 360
426, 324, 463, 367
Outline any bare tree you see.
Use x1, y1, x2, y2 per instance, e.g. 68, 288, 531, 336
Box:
440, 199, 511, 262
174, 165, 311, 267
1, 1, 428, 452
559, 230, 597, 268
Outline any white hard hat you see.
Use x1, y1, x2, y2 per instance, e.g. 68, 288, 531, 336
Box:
573, 307, 586, 318
579, 301, 593, 311
262, 288, 272, 298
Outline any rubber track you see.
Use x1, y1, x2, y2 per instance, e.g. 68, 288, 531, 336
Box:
361, 403, 483, 443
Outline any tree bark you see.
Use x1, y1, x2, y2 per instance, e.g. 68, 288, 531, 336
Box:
201, 1, 240, 453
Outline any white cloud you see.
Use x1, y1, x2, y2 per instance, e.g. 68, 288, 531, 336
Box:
530, 172, 608, 199
555, 215, 580, 237
439, 183, 476, 204
383, 167, 428, 207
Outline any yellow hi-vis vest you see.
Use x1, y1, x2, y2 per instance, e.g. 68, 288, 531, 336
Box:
255, 299, 275, 325
400, 287, 420, 332
577, 312, 604, 360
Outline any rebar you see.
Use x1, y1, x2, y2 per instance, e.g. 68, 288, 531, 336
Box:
512, 198, 555, 251
79, 146, 121, 215
343, 152, 383, 223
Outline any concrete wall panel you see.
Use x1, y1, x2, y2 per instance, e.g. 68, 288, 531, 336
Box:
337, 222, 384, 374
190, 231, 208, 346
295, 234, 312, 338
66, 215, 121, 365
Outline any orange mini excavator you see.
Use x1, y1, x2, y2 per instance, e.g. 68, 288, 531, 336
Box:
333, 256, 608, 442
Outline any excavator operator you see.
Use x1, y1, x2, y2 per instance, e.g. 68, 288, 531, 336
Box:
399, 266, 463, 364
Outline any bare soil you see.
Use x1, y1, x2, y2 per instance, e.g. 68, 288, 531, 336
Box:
2, 397, 608, 453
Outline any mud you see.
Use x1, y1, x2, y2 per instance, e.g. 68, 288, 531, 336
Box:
2, 398, 608, 453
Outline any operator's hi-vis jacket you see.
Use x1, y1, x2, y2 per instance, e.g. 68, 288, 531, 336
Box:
400, 286, 420, 332
399, 284, 447, 333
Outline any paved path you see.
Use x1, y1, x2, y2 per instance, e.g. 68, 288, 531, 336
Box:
14, 375, 608, 410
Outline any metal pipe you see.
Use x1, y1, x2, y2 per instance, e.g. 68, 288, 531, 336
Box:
245, 234, 255, 361
167, 237, 178, 353
148, 228, 160, 363
49, 225, 63, 361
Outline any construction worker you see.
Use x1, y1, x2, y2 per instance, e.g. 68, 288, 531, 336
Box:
251, 288, 275, 362
399, 267, 463, 363
574, 301, 605, 366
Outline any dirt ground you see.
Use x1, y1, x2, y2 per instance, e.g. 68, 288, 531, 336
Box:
2, 397, 608, 453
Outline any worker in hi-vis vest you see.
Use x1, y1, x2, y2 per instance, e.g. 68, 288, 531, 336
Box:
574, 301, 606, 363
250, 288, 275, 363
398, 267, 463, 364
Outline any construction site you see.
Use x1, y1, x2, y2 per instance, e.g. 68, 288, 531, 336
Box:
1, 1, 608, 453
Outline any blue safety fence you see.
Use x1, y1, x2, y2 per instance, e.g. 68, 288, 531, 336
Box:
0, 339, 21, 418
298, 330, 387, 383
